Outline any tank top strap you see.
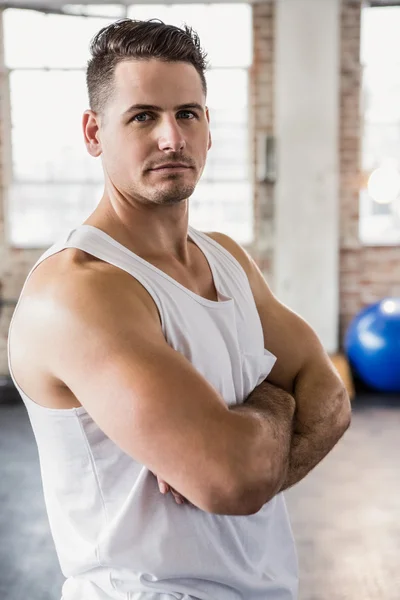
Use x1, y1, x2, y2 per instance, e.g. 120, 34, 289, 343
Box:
188, 226, 253, 302
188, 226, 249, 284
62, 225, 166, 330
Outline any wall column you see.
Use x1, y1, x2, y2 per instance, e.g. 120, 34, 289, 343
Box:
273, 0, 341, 352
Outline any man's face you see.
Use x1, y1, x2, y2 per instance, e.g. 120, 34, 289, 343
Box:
96, 59, 211, 206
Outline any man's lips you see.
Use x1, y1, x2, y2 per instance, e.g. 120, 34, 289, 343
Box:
149, 163, 192, 171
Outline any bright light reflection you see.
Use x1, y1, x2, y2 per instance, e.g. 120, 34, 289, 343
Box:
382, 299, 400, 315
368, 164, 400, 205
359, 330, 385, 350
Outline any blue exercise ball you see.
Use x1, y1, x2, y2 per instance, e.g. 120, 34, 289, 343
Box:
345, 298, 400, 393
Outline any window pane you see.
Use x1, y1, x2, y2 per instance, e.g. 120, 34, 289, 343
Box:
4, 9, 47, 68
40, 14, 117, 69
4, 9, 116, 69
361, 7, 400, 66
64, 5, 127, 17
128, 3, 252, 68
8, 183, 102, 248
363, 122, 400, 173
190, 181, 253, 245
203, 126, 249, 181
128, 4, 172, 23
204, 71, 250, 181
194, 4, 252, 68
363, 66, 400, 124
209, 107, 247, 126
360, 6, 400, 245
10, 70, 102, 182
207, 69, 248, 109
359, 189, 400, 245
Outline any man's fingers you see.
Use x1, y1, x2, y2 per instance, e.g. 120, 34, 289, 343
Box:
170, 489, 185, 504
155, 474, 187, 504
158, 478, 170, 494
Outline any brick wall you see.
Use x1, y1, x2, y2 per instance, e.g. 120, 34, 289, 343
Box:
250, 1, 275, 285
339, 0, 363, 340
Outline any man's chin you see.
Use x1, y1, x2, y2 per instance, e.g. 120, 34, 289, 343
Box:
150, 184, 196, 206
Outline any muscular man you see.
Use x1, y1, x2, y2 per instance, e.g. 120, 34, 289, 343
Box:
8, 19, 351, 600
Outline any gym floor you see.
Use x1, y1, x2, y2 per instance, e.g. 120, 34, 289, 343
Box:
1, 389, 399, 600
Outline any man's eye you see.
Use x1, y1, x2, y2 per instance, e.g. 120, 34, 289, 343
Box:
178, 111, 197, 119
132, 113, 152, 123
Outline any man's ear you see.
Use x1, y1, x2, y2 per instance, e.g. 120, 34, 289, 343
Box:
206, 107, 212, 151
83, 110, 102, 157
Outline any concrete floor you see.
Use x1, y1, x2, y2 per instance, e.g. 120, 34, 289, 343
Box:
286, 393, 400, 600
1, 393, 399, 600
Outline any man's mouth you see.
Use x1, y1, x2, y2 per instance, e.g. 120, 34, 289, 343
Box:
150, 163, 192, 171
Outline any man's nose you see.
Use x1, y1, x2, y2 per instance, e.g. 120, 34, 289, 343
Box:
157, 116, 186, 153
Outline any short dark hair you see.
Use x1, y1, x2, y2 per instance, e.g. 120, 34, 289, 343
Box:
86, 18, 208, 114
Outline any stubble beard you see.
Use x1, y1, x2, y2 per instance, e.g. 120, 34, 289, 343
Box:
142, 176, 198, 206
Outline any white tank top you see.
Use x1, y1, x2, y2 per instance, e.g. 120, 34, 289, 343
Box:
8, 225, 298, 600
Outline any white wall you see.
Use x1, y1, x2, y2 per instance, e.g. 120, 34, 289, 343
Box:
273, 0, 340, 353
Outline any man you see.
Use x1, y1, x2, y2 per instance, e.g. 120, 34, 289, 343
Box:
8, 19, 351, 600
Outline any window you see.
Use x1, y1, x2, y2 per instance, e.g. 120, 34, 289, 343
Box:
360, 6, 400, 245
3, 4, 253, 248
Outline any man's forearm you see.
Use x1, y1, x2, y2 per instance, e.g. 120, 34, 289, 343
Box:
278, 367, 351, 492
232, 368, 351, 500
230, 381, 296, 502
278, 431, 331, 492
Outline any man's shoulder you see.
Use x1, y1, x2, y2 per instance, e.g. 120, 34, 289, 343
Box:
15, 247, 157, 337
23, 247, 137, 301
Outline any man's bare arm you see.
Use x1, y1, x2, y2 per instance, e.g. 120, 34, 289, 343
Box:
158, 379, 296, 506
230, 364, 349, 495
162, 367, 346, 505
230, 380, 296, 497
277, 357, 350, 492
261, 312, 351, 492
208, 232, 352, 495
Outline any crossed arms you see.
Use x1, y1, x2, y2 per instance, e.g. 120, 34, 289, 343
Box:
155, 233, 351, 508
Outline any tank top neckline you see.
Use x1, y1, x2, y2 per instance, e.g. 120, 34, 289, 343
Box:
74, 224, 234, 308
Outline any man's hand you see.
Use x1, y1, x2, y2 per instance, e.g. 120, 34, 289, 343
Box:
151, 471, 188, 505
